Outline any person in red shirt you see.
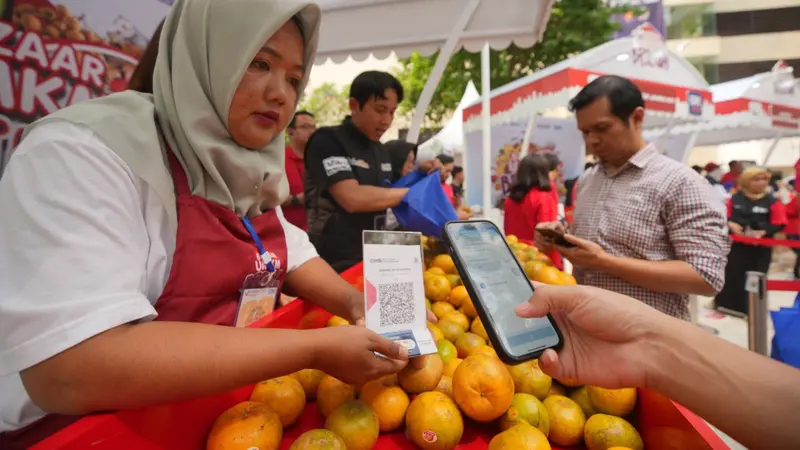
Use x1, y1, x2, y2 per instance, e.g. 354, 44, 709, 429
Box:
720, 160, 743, 185
503, 154, 561, 268
283, 111, 316, 230
785, 183, 800, 278
436, 153, 456, 206
543, 152, 562, 207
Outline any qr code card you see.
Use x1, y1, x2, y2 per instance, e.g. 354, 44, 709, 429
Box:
363, 230, 436, 356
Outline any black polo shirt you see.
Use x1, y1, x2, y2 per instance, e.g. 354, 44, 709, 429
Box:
304, 116, 394, 273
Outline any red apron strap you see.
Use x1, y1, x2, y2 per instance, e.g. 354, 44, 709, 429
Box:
166, 149, 192, 198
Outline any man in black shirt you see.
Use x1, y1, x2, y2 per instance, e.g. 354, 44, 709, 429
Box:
304, 71, 418, 273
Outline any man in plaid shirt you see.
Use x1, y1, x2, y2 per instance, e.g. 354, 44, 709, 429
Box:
535, 75, 729, 320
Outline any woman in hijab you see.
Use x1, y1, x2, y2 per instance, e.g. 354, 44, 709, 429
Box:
385, 140, 418, 181
0, 1, 409, 445
714, 167, 788, 317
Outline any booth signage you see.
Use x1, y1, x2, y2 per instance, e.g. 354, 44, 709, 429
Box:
630, 22, 668, 70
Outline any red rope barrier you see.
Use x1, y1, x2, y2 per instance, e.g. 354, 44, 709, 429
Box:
766, 280, 800, 292
731, 234, 800, 249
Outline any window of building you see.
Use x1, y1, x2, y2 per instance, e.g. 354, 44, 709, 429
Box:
717, 7, 800, 37
665, 3, 716, 39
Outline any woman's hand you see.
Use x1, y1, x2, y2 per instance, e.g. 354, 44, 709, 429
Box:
310, 326, 409, 384
515, 284, 668, 389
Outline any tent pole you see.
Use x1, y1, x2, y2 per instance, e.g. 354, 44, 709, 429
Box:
520, 113, 539, 159
761, 131, 783, 166
681, 131, 700, 165
481, 43, 492, 217
405, 0, 481, 144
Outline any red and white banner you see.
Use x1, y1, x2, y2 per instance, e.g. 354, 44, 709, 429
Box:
1, 0, 168, 176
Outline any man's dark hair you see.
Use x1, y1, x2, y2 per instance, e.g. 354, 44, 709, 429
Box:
584, 162, 595, 171
568, 75, 645, 125
452, 166, 463, 177
691, 165, 703, 174
729, 160, 740, 168
349, 71, 404, 107
436, 154, 455, 165
508, 154, 552, 202
289, 111, 314, 129
543, 152, 560, 171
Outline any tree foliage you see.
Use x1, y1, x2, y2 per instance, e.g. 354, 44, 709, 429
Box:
298, 82, 350, 126
393, 0, 629, 125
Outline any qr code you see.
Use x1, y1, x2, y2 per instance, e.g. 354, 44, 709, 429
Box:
379, 282, 415, 327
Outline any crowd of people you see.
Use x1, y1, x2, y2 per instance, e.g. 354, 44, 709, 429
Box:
0, 1, 798, 449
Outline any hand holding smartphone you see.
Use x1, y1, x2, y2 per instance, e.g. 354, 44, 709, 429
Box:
442, 220, 563, 364
535, 225, 576, 248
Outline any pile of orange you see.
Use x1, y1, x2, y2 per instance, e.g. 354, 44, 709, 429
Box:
205, 236, 643, 450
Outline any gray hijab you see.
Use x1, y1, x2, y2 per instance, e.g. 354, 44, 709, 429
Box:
21, 0, 321, 231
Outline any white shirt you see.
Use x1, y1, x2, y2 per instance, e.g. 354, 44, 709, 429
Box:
0, 122, 318, 432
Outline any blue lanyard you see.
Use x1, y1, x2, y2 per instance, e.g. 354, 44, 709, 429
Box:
241, 217, 275, 272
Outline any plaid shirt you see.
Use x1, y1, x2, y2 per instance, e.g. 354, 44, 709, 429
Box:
573, 144, 729, 319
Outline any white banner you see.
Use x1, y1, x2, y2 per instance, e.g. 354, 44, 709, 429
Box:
464, 118, 585, 208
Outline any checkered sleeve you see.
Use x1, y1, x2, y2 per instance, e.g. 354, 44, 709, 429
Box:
664, 172, 731, 293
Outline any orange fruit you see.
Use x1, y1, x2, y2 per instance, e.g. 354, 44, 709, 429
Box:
206, 401, 282, 450
326, 316, 349, 327
250, 376, 306, 427
447, 285, 470, 308
444, 274, 462, 288
437, 320, 466, 342
500, 393, 550, 436
460, 297, 477, 318
358, 374, 398, 396
324, 400, 379, 450
584, 414, 643, 450
523, 260, 548, 280
360, 383, 409, 432
406, 391, 464, 450
289, 429, 346, 449
442, 358, 462, 378
587, 386, 637, 417
428, 322, 444, 342
508, 360, 552, 400
436, 339, 458, 364
470, 317, 489, 341
452, 355, 514, 422
398, 353, 443, 393
426, 298, 433, 311
468, 345, 497, 358
543, 395, 586, 447
570, 386, 596, 418
454, 332, 486, 358
432, 254, 457, 274
290, 369, 326, 400
489, 423, 551, 450
441, 310, 469, 331
317, 375, 356, 417
506, 235, 519, 244
532, 252, 554, 265
431, 301, 455, 319
426, 266, 446, 276
558, 271, 577, 285
425, 275, 452, 303
532, 266, 568, 285
434, 375, 454, 399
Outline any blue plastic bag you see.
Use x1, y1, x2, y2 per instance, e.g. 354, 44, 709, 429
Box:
391, 170, 458, 237
770, 294, 800, 369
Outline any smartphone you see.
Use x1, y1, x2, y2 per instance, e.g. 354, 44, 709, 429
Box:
536, 227, 576, 248
442, 220, 563, 364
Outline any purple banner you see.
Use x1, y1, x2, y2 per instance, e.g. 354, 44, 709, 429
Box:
610, 0, 665, 39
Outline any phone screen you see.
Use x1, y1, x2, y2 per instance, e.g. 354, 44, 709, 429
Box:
446, 221, 561, 358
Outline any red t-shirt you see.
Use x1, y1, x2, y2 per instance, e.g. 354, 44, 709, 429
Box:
503, 188, 562, 269
441, 182, 456, 207
720, 171, 740, 184
283, 147, 307, 230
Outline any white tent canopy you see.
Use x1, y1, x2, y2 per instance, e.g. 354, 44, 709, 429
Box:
416, 81, 480, 159
645, 62, 800, 164
314, 0, 553, 64
461, 23, 714, 133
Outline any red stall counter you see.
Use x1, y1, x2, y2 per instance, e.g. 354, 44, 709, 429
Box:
33, 263, 730, 450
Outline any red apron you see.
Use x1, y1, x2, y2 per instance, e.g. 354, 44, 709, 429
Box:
0, 152, 288, 449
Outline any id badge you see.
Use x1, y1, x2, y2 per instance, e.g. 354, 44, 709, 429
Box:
235, 270, 277, 328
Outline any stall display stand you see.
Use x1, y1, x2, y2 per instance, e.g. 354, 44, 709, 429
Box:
34, 262, 731, 450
